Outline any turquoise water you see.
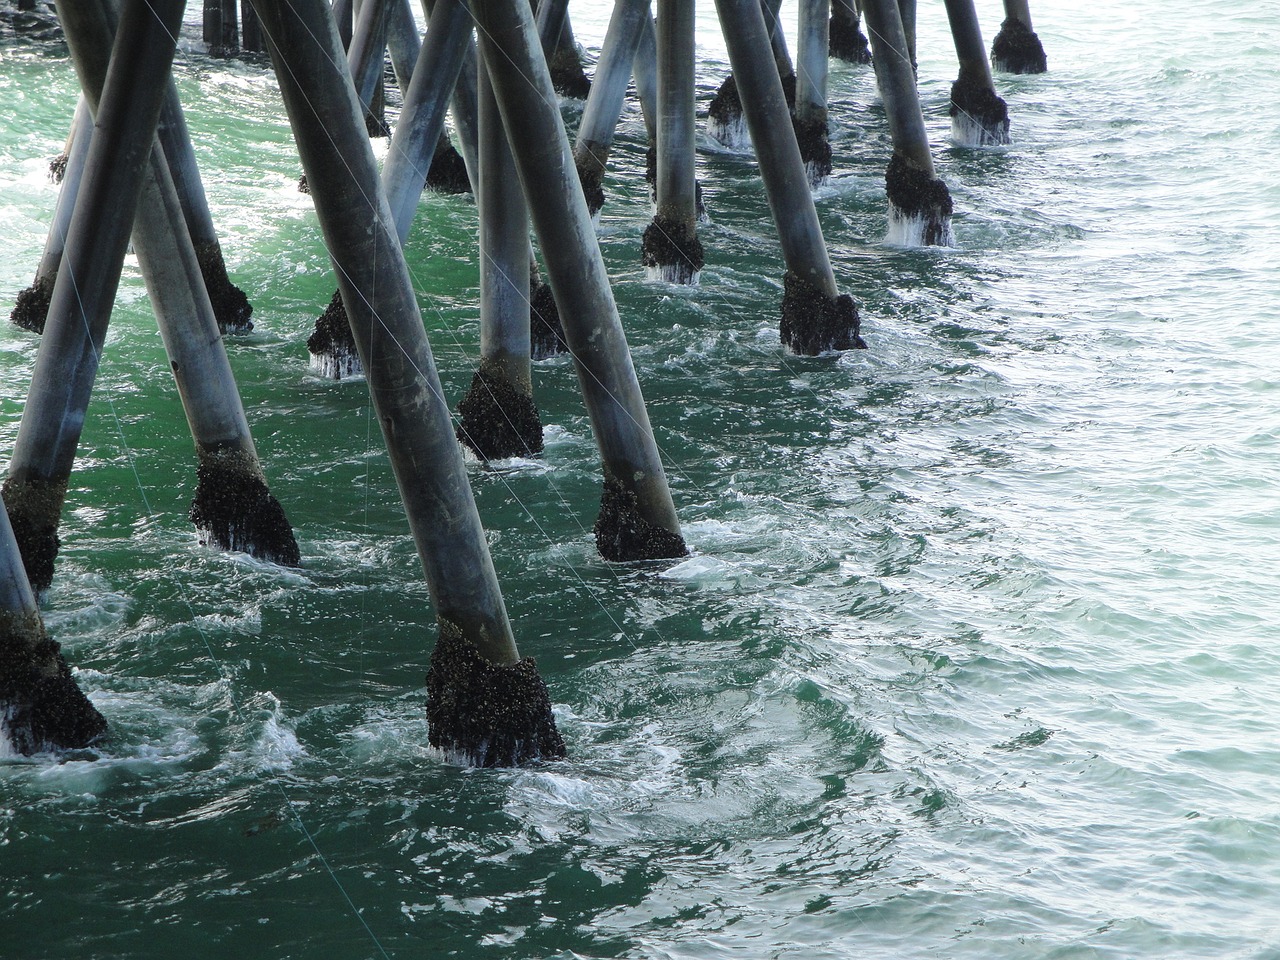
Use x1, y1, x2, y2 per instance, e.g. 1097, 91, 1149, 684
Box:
3, 2, 1280, 957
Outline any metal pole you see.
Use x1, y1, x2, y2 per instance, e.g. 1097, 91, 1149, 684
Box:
0, 498, 106, 754
156, 85, 255, 332
573, 0, 650, 218
3, 0, 186, 593
535, 0, 590, 98
309, 0, 474, 378
709, 0, 794, 148
10, 99, 93, 334
943, 0, 1010, 146
643, 0, 702, 284
471, 0, 687, 562
795, 0, 832, 185
250, 0, 563, 765
714, 0, 864, 354
456, 58, 543, 460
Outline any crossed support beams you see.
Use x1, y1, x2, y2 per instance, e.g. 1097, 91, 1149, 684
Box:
3, 0, 298, 601
249, 0, 567, 766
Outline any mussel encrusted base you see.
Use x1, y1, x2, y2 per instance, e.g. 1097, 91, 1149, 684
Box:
594, 475, 688, 562
780, 270, 865, 355
426, 619, 566, 767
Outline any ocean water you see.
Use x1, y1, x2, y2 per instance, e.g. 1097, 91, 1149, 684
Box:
3, 2, 1280, 957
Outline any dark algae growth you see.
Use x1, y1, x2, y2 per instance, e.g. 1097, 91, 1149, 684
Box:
1, 476, 65, 595
456, 363, 545, 461
991, 16, 1047, 74
426, 619, 565, 767
594, 474, 688, 562
189, 448, 301, 567
0, 611, 106, 755
780, 270, 865, 355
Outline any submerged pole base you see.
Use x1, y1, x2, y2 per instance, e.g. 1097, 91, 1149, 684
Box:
10, 275, 54, 334
307, 290, 363, 379
708, 73, 797, 149
885, 154, 955, 247
1, 614, 106, 755
194, 240, 254, 334
950, 76, 1011, 147
641, 216, 705, 285
990, 17, 1047, 74
530, 280, 567, 360
1, 476, 65, 595
426, 139, 472, 195
456, 364, 545, 461
780, 270, 865, 355
548, 47, 591, 100
593, 475, 688, 562
794, 115, 834, 186
425, 619, 566, 767
189, 449, 301, 566
829, 15, 872, 64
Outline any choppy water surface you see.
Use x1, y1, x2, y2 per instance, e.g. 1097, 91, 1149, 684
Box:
3, 2, 1279, 957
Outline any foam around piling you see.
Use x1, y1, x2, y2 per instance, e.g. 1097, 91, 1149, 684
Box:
829, 14, 872, 64
193, 240, 254, 334
794, 115, 833, 186
642, 215, 704, 285
189, 448, 301, 567
885, 154, 954, 247
594, 474, 688, 562
308, 290, 362, 379
1, 612, 106, 755
425, 618, 565, 767
530, 281, 566, 360
950, 75, 1010, 147
991, 17, 1047, 75
456, 363, 544, 461
1, 475, 66, 595
780, 270, 865, 355
10, 275, 53, 334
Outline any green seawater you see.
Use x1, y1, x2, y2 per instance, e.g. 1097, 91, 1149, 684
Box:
3, 3, 1280, 957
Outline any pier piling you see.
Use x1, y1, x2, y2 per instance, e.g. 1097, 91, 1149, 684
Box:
10, 100, 92, 335
156, 85, 255, 333
0, 500, 106, 754
309, 0, 474, 379
862, 0, 954, 246
990, 0, 1047, 74
3, 0, 185, 593
795, 0, 833, 185
573, 0, 650, 220
642, 0, 703, 285
535, 0, 591, 99
829, 0, 871, 64
456, 58, 544, 461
